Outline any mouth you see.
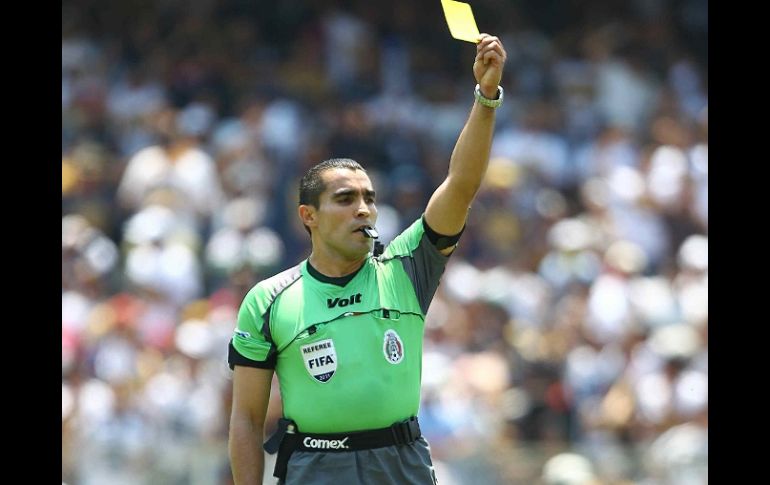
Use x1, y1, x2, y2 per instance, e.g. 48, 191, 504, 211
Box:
355, 225, 379, 238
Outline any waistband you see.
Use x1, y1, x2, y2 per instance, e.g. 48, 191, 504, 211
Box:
266, 417, 422, 480
264, 416, 421, 455
294, 416, 421, 452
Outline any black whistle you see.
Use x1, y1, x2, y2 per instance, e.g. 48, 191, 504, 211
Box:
362, 227, 379, 238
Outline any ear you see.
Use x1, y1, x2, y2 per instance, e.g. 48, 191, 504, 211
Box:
298, 204, 317, 229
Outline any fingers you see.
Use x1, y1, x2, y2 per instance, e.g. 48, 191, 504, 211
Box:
475, 34, 506, 65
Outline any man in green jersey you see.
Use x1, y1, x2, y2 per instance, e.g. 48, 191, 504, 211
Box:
229, 33, 507, 485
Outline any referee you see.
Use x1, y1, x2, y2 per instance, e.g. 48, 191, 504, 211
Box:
228, 33, 507, 485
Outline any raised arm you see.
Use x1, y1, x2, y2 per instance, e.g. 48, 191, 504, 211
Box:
424, 33, 507, 253
229, 366, 274, 485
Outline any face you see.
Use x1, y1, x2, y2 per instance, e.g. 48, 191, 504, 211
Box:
301, 168, 378, 260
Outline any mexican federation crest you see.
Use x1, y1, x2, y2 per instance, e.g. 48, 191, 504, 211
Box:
383, 329, 404, 364
301, 338, 337, 383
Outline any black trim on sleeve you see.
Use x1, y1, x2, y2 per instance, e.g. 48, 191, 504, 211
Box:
400, 231, 451, 315
423, 216, 465, 250
228, 340, 277, 370
227, 263, 301, 371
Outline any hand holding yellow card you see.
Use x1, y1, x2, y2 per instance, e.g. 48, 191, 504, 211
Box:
441, 0, 481, 43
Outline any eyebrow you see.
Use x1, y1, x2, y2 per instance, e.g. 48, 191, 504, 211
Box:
331, 188, 376, 199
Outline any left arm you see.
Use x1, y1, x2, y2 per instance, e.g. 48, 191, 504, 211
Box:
424, 33, 507, 254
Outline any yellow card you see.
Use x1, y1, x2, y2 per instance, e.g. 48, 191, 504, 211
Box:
441, 0, 481, 43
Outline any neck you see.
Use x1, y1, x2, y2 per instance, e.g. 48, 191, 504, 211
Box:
307, 252, 367, 277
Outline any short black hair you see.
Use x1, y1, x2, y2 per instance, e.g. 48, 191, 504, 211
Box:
298, 158, 366, 234
299, 158, 366, 207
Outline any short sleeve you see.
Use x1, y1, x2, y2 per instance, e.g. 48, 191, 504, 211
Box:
228, 287, 277, 369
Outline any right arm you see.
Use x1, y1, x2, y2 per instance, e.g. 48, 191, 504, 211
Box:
424, 34, 507, 255
229, 366, 274, 485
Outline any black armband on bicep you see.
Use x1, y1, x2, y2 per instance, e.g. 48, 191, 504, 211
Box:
423, 216, 465, 250
228, 340, 277, 370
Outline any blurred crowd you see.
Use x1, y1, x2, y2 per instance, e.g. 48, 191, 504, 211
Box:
62, 0, 707, 484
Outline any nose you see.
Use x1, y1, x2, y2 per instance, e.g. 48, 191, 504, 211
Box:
356, 199, 370, 217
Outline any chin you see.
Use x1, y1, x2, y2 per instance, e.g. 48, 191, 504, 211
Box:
350, 243, 373, 258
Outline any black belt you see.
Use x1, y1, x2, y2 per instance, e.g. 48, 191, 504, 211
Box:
264, 417, 422, 480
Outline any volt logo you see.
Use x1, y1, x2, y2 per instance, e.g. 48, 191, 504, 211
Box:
327, 293, 362, 308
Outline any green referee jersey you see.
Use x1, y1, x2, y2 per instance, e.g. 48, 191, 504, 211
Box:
229, 217, 449, 433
